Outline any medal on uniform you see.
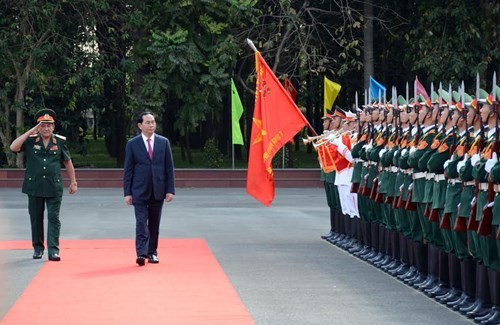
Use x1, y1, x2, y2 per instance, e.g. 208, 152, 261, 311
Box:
33, 144, 41, 150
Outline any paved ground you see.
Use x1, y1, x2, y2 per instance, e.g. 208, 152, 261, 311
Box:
0, 188, 472, 324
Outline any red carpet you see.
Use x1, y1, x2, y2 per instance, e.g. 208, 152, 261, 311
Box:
1, 239, 253, 324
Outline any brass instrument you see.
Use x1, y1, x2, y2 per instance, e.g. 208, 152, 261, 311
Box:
303, 130, 352, 150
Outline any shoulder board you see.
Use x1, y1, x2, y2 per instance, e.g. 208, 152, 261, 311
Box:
55, 134, 66, 141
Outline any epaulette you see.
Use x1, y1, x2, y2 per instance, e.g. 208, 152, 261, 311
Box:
54, 134, 66, 141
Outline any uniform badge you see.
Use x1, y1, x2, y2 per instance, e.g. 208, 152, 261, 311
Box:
417, 140, 428, 150
468, 147, 477, 156
437, 143, 449, 153
430, 139, 440, 150
50, 145, 58, 151
33, 144, 41, 150
360, 134, 367, 142
455, 145, 464, 158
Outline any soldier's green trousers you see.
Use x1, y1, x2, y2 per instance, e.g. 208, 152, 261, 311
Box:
28, 195, 62, 255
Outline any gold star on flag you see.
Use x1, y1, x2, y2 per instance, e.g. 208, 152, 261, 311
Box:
252, 118, 266, 144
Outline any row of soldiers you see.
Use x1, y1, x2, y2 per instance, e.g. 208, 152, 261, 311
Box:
317, 82, 500, 324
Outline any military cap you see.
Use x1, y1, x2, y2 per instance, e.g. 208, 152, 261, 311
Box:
345, 110, 357, 122
35, 108, 56, 123
333, 106, 347, 119
439, 89, 452, 108
322, 109, 334, 119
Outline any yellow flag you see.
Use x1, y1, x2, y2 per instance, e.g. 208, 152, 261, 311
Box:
324, 77, 341, 115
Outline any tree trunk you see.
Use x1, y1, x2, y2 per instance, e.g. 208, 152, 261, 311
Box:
363, 0, 374, 91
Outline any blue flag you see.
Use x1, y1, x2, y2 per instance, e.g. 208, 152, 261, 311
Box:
369, 76, 386, 102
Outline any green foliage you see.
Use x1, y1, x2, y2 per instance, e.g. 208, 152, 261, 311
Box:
405, 0, 500, 85
202, 138, 224, 168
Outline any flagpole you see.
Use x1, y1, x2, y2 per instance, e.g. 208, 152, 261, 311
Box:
246, 39, 318, 137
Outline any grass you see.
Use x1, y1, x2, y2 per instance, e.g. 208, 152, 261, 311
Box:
70, 137, 320, 169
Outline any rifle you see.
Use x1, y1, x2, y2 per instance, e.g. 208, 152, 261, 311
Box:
454, 83, 470, 232
479, 74, 498, 236
404, 104, 419, 212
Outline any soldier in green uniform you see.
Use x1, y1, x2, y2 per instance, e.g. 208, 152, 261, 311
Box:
10, 109, 78, 261
439, 91, 470, 306
470, 86, 500, 323
407, 93, 440, 289
389, 97, 415, 277
456, 91, 490, 316
350, 109, 372, 255
425, 90, 455, 299
484, 153, 500, 324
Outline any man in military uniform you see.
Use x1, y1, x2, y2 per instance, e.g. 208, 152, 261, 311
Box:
10, 109, 78, 261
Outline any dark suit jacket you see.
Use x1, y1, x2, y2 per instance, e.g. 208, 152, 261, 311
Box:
123, 134, 175, 201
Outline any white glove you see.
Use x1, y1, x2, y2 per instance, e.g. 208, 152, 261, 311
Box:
470, 196, 476, 206
456, 153, 468, 173
331, 137, 342, 147
470, 153, 480, 167
379, 148, 388, 158
408, 182, 413, 191
399, 184, 404, 192
487, 201, 494, 208
485, 152, 498, 173
365, 140, 373, 151
401, 148, 408, 156
443, 159, 450, 169
409, 146, 416, 155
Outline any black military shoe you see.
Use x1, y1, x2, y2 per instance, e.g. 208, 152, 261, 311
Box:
148, 254, 159, 264
33, 250, 43, 259
48, 253, 61, 261
136, 256, 146, 266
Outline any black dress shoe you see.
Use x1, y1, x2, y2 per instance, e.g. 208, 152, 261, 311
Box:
321, 231, 335, 239
148, 254, 159, 264
33, 250, 43, 259
475, 306, 499, 323
480, 307, 500, 324
136, 256, 146, 266
48, 253, 61, 261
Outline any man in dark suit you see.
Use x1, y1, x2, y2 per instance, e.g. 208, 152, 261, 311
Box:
123, 112, 175, 266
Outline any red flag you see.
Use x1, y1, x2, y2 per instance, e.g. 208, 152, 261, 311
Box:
246, 52, 309, 206
283, 77, 297, 102
415, 76, 430, 101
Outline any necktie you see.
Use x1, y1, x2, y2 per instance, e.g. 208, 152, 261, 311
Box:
147, 138, 153, 160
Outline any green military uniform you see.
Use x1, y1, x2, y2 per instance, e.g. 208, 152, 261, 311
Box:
490, 161, 500, 272
393, 127, 412, 238
427, 127, 454, 252
408, 125, 436, 242
458, 130, 482, 260
379, 127, 398, 232
444, 130, 470, 259
473, 128, 498, 270
20, 110, 72, 257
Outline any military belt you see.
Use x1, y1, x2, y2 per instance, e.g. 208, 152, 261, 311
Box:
403, 168, 414, 175
463, 181, 475, 186
448, 178, 461, 185
495, 184, 500, 193
434, 174, 446, 181
390, 166, 399, 173
413, 172, 426, 180
479, 183, 489, 191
